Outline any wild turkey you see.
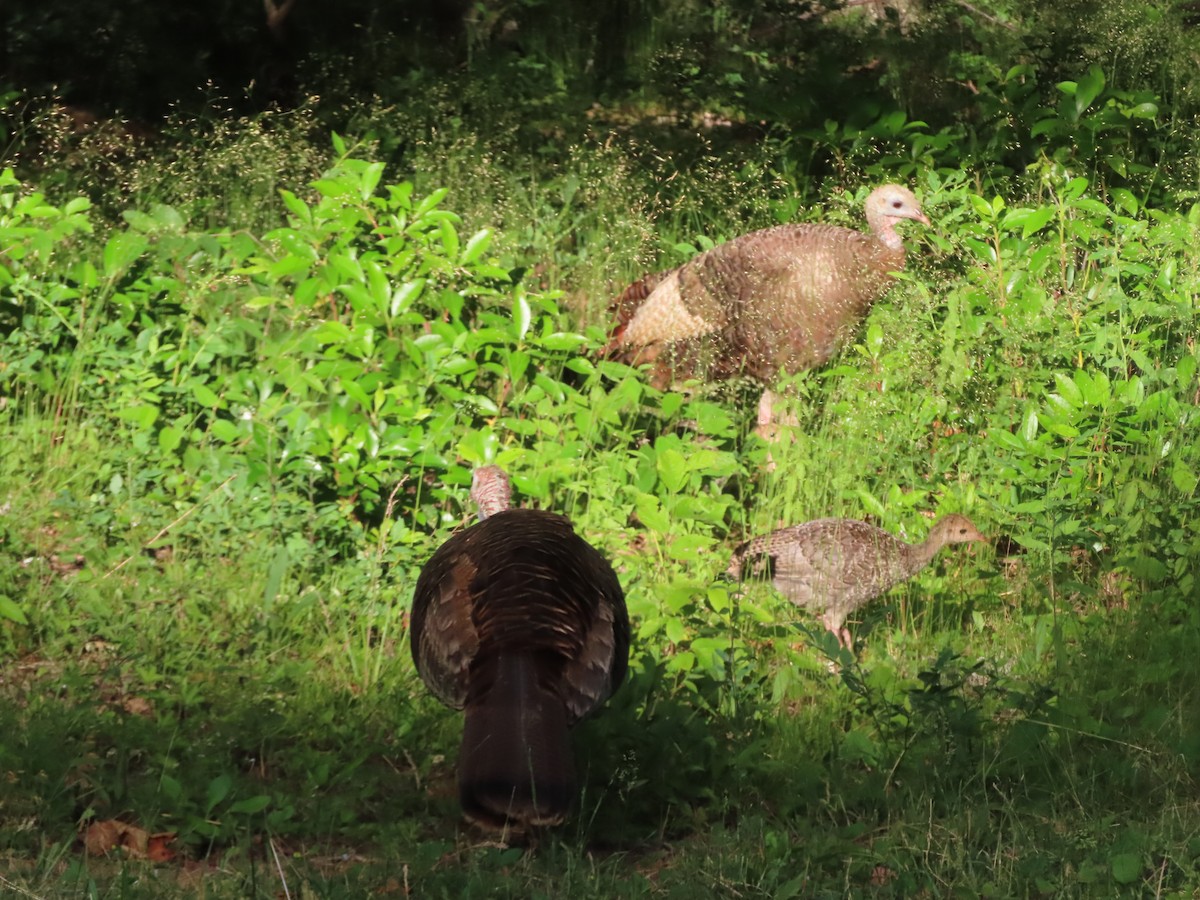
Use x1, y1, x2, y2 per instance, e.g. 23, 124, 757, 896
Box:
607, 184, 929, 427
728, 514, 985, 648
409, 466, 630, 830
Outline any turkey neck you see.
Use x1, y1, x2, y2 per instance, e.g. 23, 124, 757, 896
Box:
900, 533, 946, 577
866, 214, 906, 251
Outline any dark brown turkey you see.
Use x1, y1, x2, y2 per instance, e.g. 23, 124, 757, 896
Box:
607, 184, 929, 429
409, 466, 630, 830
728, 514, 985, 648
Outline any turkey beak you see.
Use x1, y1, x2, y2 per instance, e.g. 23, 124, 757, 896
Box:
913, 212, 931, 226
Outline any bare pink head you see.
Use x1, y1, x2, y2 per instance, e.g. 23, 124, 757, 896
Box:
470, 465, 512, 519
864, 184, 930, 249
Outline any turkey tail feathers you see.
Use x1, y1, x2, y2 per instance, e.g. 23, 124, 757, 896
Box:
459, 653, 573, 828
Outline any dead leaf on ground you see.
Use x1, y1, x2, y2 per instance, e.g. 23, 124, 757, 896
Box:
146, 831, 178, 862
120, 695, 155, 717
49, 553, 87, 576
377, 875, 406, 895
870, 865, 896, 886
83, 820, 135, 856
82, 819, 176, 860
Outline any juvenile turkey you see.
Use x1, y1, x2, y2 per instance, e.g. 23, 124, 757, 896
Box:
409, 466, 630, 830
728, 514, 984, 648
607, 184, 929, 426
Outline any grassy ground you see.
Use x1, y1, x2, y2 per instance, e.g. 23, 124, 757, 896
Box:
2, 84, 1200, 897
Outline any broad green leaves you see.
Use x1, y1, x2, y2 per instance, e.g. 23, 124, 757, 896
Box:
1057, 64, 1106, 122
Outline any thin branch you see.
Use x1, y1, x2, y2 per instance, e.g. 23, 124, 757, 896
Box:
0, 873, 48, 900
951, 0, 1018, 30
270, 838, 293, 900
102, 474, 237, 579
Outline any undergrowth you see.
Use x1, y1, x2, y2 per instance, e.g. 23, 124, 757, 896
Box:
1, 54, 1199, 899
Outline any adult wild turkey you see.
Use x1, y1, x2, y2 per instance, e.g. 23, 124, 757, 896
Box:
607, 184, 929, 427
410, 466, 630, 830
728, 514, 984, 648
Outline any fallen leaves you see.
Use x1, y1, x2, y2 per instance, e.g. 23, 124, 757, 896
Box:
82, 819, 177, 862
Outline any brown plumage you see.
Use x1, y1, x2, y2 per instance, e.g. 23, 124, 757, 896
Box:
410, 466, 630, 830
606, 185, 929, 416
728, 514, 985, 648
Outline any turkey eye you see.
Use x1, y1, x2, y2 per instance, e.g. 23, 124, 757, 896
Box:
892, 201, 902, 208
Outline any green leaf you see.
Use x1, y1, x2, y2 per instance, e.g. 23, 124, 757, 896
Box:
1171, 463, 1197, 494
103, 231, 149, 279
506, 349, 530, 382
0, 595, 28, 625
158, 426, 184, 454
391, 279, 425, 316
122, 210, 158, 233
279, 189, 311, 223
360, 162, 384, 201
461, 228, 493, 265
989, 429, 1026, 452
1061, 178, 1089, 201
691, 402, 734, 436
116, 404, 159, 430
656, 448, 688, 494
267, 255, 312, 280
513, 292, 532, 340
211, 419, 242, 443
159, 773, 182, 802
856, 490, 887, 519
1053, 372, 1083, 408
205, 774, 233, 814
313, 177, 353, 198
539, 333, 588, 351
1076, 369, 1110, 407
63, 197, 91, 216
1176, 354, 1196, 387
1071, 197, 1112, 219
635, 494, 671, 532
840, 729, 878, 765
151, 204, 185, 231
690, 636, 727, 672
1109, 188, 1139, 216
1005, 206, 1055, 239
439, 218, 460, 258
667, 534, 714, 561
1046, 420, 1080, 439
864, 321, 884, 356
314, 321, 354, 345
340, 378, 371, 410
229, 795, 272, 815
1075, 64, 1106, 118
963, 237, 997, 263
1109, 852, 1141, 885
191, 382, 222, 408
1020, 407, 1039, 441
664, 617, 687, 644
413, 187, 449, 219
969, 194, 998, 221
